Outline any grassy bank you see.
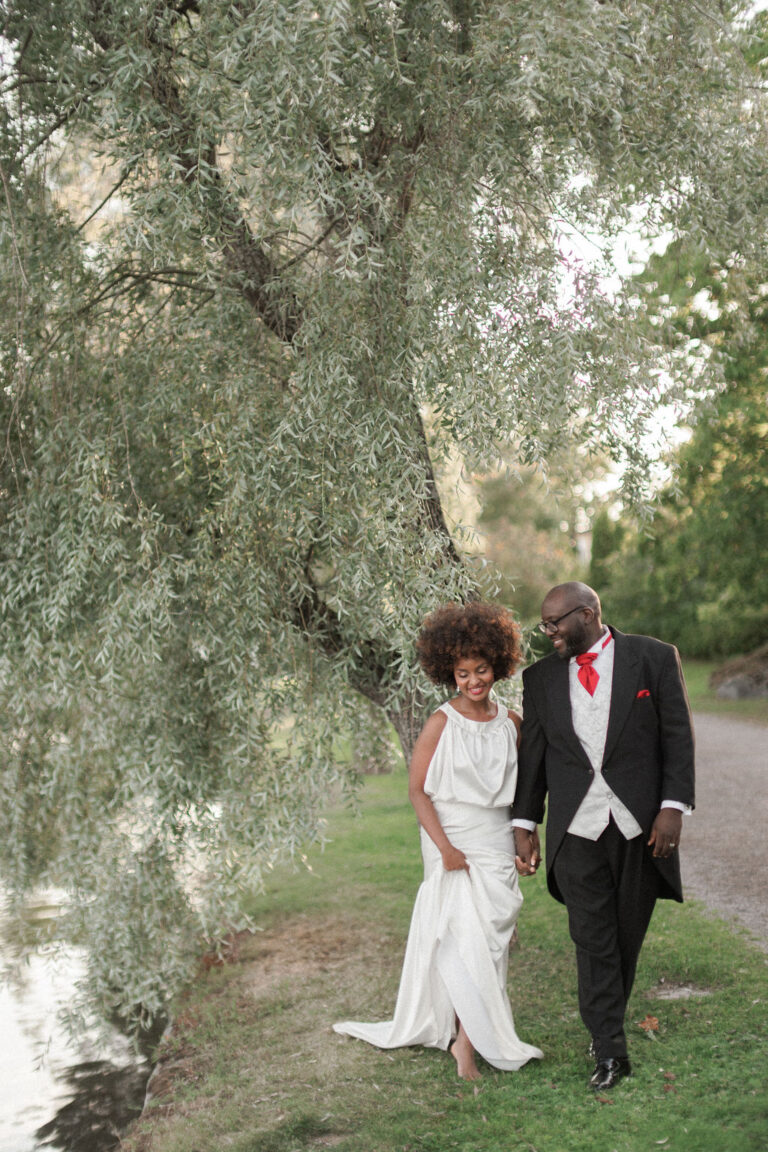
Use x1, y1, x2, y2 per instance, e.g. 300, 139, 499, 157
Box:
123, 768, 768, 1152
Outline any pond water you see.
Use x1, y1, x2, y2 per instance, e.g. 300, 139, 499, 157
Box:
0, 896, 153, 1152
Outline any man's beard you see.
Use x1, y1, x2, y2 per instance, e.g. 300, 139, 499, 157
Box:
557, 620, 590, 660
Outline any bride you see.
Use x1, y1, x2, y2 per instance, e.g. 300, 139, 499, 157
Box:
334, 602, 543, 1080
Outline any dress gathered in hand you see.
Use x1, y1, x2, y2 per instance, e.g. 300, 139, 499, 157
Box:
333, 699, 543, 1071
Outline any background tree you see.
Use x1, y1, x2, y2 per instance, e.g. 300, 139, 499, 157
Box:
592, 239, 768, 657
474, 447, 606, 624
1, 1, 766, 1022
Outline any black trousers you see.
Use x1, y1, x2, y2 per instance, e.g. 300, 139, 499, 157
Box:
553, 818, 660, 1061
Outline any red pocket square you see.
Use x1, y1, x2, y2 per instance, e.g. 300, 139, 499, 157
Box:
636, 689, 651, 698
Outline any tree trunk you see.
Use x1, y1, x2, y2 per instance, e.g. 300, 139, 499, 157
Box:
386, 696, 429, 766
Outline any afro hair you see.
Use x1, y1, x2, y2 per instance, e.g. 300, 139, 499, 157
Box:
416, 602, 523, 688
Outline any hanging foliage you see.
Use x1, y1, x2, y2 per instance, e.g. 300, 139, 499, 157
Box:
0, 0, 766, 1021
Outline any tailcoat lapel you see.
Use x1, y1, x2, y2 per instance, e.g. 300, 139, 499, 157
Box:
602, 627, 641, 765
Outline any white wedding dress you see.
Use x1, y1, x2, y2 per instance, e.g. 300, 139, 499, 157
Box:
334, 701, 543, 1071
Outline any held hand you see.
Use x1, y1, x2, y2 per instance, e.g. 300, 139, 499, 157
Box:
441, 844, 470, 872
648, 808, 683, 859
513, 828, 540, 877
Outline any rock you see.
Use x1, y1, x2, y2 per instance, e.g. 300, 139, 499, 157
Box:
709, 643, 768, 700
716, 675, 766, 700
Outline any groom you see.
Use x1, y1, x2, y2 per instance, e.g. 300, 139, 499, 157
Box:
513, 582, 695, 1090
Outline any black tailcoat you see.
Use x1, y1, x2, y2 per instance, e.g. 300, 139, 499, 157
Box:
514, 627, 696, 903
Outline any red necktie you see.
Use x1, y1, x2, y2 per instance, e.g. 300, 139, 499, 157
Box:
576, 651, 599, 696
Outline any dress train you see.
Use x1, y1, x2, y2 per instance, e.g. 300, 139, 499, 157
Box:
334, 803, 542, 1071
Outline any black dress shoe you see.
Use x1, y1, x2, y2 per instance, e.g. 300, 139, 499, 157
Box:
588, 1057, 631, 1090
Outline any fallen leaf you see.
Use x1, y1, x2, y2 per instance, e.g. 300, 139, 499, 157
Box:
594, 1095, 613, 1105
663, 1072, 676, 1081
638, 1014, 660, 1032
655, 1140, 669, 1145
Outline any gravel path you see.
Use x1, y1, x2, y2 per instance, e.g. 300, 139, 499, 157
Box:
682, 712, 768, 949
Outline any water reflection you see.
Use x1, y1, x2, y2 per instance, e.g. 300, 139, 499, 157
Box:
0, 894, 154, 1152
35, 1059, 149, 1151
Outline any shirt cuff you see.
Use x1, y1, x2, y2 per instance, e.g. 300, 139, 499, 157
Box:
661, 800, 692, 814
511, 819, 537, 831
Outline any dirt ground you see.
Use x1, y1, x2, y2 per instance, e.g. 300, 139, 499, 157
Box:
681, 712, 768, 950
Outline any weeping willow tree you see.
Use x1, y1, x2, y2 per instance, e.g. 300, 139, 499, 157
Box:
0, 0, 765, 1022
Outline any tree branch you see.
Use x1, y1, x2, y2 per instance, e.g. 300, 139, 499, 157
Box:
76, 163, 138, 233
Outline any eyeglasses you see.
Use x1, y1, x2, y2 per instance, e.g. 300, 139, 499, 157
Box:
537, 605, 589, 635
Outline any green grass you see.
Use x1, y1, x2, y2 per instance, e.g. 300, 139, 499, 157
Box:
682, 659, 768, 724
124, 771, 768, 1152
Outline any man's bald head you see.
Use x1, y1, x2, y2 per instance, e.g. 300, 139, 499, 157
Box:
544, 582, 601, 620
540, 582, 604, 658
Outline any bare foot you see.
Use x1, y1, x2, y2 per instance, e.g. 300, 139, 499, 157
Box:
450, 1036, 481, 1081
